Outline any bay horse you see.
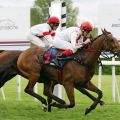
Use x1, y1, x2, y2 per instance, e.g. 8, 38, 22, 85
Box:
17, 29, 120, 114
0, 50, 103, 111
0, 50, 22, 87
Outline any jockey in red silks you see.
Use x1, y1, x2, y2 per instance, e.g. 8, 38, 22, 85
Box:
28, 16, 60, 48
53, 21, 93, 57
28, 16, 60, 63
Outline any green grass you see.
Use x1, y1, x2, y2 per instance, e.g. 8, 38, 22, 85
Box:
0, 75, 120, 120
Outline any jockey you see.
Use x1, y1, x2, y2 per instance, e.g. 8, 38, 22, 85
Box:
53, 21, 93, 57
28, 16, 60, 48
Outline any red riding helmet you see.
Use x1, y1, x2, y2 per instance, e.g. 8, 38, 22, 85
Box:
81, 21, 93, 31
47, 16, 60, 24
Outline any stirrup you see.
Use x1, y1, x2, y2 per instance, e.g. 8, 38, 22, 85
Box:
51, 59, 59, 66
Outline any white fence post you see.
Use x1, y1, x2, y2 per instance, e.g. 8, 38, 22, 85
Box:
98, 59, 120, 102
17, 75, 21, 100
112, 57, 116, 102
34, 83, 38, 101
0, 88, 6, 100
98, 63, 102, 90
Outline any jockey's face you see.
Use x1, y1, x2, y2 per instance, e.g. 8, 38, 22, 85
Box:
50, 23, 59, 30
82, 29, 91, 37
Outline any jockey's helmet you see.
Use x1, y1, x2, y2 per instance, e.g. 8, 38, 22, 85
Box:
81, 21, 93, 31
47, 16, 60, 25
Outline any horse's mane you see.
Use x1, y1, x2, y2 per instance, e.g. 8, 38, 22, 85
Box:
92, 31, 111, 41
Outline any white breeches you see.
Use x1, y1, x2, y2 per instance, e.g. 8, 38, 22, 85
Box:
28, 34, 51, 48
53, 37, 77, 53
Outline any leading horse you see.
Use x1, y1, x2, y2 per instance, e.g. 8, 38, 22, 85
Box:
17, 29, 120, 114
0, 50, 103, 111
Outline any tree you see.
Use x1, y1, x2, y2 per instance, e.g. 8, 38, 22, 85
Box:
31, 0, 79, 27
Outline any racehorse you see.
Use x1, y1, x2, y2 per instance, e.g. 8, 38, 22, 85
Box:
17, 29, 120, 115
0, 50, 22, 87
0, 50, 104, 111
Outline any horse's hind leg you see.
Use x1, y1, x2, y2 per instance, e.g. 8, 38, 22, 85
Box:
75, 86, 105, 106
84, 81, 103, 115
25, 76, 47, 111
0, 71, 16, 88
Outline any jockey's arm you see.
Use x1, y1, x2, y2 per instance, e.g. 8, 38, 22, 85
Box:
30, 27, 44, 37
71, 32, 82, 49
83, 38, 91, 44
43, 35, 54, 45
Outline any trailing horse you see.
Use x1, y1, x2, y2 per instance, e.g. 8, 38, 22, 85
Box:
17, 29, 120, 114
0, 50, 22, 87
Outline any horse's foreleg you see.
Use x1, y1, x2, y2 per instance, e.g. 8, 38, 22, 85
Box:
48, 82, 75, 109
47, 82, 56, 112
75, 86, 105, 106
44, 81, 66, 107
25, 77, 47, 111
84, 81, 103, 115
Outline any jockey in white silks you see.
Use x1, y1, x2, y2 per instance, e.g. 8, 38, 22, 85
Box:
28, 16, 60, 48
53, 21, 93, 57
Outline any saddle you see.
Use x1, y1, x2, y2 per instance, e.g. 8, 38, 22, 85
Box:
41, 47, 74, 67
41, 43, 92, 67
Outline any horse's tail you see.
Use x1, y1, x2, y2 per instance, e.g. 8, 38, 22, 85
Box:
0, 52, 21, 88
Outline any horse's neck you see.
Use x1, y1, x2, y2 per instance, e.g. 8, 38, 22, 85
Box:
77, 35, 105, 65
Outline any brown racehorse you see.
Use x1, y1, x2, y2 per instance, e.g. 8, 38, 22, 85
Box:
17, 29, 120, 115
0, 50, 22, 87
0, 50, 103, 112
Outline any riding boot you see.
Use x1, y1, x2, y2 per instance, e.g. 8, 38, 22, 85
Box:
57, 49, 73, 59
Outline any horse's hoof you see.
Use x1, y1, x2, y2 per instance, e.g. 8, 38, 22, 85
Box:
85, 108, 91, 115
100, 101, 106, 106
42, 104, 48, 112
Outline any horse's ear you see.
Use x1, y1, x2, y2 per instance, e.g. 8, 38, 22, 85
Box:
101, 28, 104, 33
101, 28, 106, 34
104, 28, 108, 33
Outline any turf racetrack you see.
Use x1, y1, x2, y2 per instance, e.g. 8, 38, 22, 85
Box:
0, 75, 120, 120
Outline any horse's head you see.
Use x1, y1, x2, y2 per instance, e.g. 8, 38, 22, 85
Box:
101, 29, 120, 53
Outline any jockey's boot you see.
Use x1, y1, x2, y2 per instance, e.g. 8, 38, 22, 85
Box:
57, 49, 73, 59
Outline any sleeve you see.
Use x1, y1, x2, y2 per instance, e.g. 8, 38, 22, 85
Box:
30, 29, 41, 36
70, 32, 78, 48
43, 35, 54, 45
30, 26, 44, 37
70, 32, 83, 49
